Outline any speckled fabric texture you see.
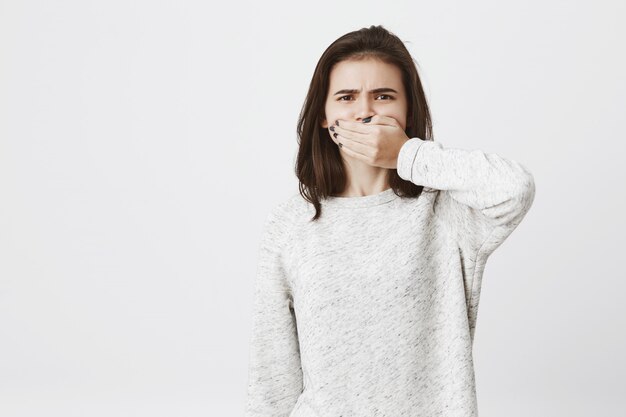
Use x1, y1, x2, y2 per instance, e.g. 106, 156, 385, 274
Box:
245, 137, 536, 417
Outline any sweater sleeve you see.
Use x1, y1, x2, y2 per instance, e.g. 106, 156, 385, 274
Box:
245, 203, 303, 417
396, 137, 536, 338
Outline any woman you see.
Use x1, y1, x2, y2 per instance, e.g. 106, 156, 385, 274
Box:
245, 25, 535, 417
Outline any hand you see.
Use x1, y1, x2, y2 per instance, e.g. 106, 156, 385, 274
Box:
327, 115, 410, 169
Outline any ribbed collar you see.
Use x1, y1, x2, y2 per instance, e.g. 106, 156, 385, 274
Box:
321, 187, 399, 208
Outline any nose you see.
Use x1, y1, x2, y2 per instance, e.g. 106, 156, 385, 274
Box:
354, 96, 375, 122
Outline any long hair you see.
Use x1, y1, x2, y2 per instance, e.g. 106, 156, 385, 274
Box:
295, 25, 436, 221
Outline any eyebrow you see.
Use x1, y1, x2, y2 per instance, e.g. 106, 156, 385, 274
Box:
333, 87, 399, 96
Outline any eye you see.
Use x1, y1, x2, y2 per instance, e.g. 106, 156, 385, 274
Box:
338, 95, 353, 101
377, 94, 393, 100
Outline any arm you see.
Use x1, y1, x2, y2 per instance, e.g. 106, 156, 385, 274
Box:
396, 138, 536, 339
245, 203, 303, 417
397, 137, 535, 262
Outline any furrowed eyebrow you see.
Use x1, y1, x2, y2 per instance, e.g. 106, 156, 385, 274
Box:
333, 88, 398, 96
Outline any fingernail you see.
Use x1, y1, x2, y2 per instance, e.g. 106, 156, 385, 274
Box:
335, 120, 339, 126
329, 126, 335, 132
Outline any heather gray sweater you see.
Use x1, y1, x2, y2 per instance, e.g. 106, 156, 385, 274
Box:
245, 137, 535, 417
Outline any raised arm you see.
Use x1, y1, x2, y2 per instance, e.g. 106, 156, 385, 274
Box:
397, 137, 535, 260
245, 203, 303, 417
396, 137, 536, 339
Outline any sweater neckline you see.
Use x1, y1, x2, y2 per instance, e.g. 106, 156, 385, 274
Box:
322, 187, 399, 208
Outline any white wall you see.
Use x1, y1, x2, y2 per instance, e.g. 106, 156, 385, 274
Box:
1, 0, 624, 416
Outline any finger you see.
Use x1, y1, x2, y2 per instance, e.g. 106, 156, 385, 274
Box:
340, 115, 400, 128
335, 135, 371, 162
327, 126, 342, 146
334, 118, 372, 135
330, 130, 373, 157
332, 123, 370, 145
366, 115, 401, 127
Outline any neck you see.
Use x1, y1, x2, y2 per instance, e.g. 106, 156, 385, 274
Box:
336, 157, 391, 197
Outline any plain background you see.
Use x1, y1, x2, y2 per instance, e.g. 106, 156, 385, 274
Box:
1, 0, 625, 416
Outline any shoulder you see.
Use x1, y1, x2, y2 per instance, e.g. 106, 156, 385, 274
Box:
267, 192, 307, 220
270, 191, 315, 222
261, 192, 311, 246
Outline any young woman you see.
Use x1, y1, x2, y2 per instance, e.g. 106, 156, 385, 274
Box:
245, 25, 535, 417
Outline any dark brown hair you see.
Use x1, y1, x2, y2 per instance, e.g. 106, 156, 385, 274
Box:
295, 25, 436, 221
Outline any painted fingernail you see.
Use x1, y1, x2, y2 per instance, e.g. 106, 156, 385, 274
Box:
333, 132, 338, 138
329, 126, 335, 132
335, 120, 339, 126
363, 116, 372, 123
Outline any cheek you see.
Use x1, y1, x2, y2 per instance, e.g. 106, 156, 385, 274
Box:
380, 108, 407, 128
324, 101, 338, 116
325, 103, 350, 120
394, 102, 409, 127
324, 104, 344, 127
325, 100, 341, 113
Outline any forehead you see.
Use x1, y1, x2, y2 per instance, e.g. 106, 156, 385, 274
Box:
328, 58, 403, 88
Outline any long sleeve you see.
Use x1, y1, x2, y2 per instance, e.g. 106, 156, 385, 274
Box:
396, 137, 536, 340
245, 203, 303, 417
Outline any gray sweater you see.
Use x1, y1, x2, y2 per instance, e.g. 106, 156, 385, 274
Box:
245, 137, 536, 417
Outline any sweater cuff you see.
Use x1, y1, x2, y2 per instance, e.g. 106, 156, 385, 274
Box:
397, 137, 427, 182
